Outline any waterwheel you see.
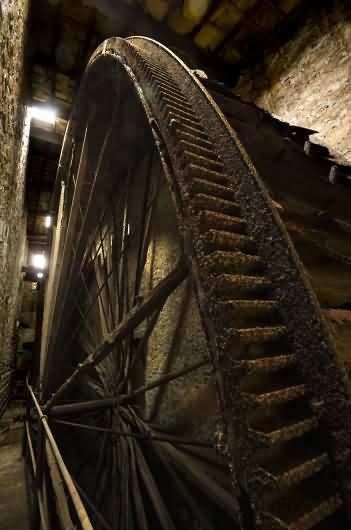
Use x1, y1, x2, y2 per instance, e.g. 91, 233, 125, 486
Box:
32, 37, 351, 530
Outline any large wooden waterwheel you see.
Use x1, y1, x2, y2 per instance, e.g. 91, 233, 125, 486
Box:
32, 37, 351, 530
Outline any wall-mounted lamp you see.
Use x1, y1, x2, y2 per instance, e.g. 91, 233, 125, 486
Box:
27, 105, 57, 125
44, 215, 52, 228
31, 253, 47, 270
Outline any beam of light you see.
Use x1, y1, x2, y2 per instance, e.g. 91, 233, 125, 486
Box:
37, 272, 44, 279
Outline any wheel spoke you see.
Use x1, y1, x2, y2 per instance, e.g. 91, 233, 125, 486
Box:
127, 436, 149, 530
51, 418, 213, 448
72, 295, 99, 349
132, 150, 155, 306
151, 443, 214, 530
49, 357, 208, 417
118, 434, 131, 530
119, 358, 210, 405
147, 279, 192, 422
111, 435, 119, 530
97, 220, 115, 331
95, 430, 109, 496
119, 306, 162, 393
119, 168, 132, 321
110, 196, 122, 323
172, 442, 228, 470
155, 441, 240, 522
50, 105, 116, 352
74, 480, 112, 530
46, 258, 189, 410
133, 439, 176, 530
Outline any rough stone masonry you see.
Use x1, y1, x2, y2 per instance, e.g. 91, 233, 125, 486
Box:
235, 1, 351, 160
0, 0, 30, 415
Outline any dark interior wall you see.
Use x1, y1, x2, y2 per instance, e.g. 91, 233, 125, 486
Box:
0, 0, 30, 415
234, 1, 351, 159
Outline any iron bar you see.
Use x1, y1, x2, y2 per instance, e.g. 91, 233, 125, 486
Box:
153, 443, 214, 530
49, 123, 91, 353
94, 250, 111, 338
96, 431, 111, 508
35, 415, 51, 530
132, 150, 154, 306
133, 439, 176, 530
119, 357, 209, 404
110, 195, 122, 327
59, 187, 163, 365
177, 441, 228, 470
120, 170, 131, 321
45, 258, 189, 411
74, 480, 112, 530
27, 382, 94, 530
60, 103, 114, 301
111, 432, 119, 530
126, 435, 149, 530
147, 279, 192, 422
24, 420, 50, 530
51, 418, 212, 447
98, 221, 115, 328
155, 441, 240, 521
118, 306, 161, 393
72, 295, 99, 347
65, 178, 160, 356
50, 105, 120, 360
119, 433, 131, 530
48, 356, 207, 417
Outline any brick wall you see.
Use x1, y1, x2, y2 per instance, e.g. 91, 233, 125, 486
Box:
0, 0, 30, 415
234, 1, 351, 160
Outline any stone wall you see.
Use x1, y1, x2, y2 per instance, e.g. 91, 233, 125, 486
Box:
234, 1, 351, 160
0, 0, 30, 415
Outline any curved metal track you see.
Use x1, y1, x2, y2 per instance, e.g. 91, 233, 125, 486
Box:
42, 37, 351, 530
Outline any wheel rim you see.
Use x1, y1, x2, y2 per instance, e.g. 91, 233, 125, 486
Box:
42, 37, 351, 529
45, 48, 238, 530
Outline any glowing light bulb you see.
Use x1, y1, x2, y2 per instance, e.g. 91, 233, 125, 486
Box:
28, 106, 56, 125
44, 215, 52, 228
31, 253, 47, 270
